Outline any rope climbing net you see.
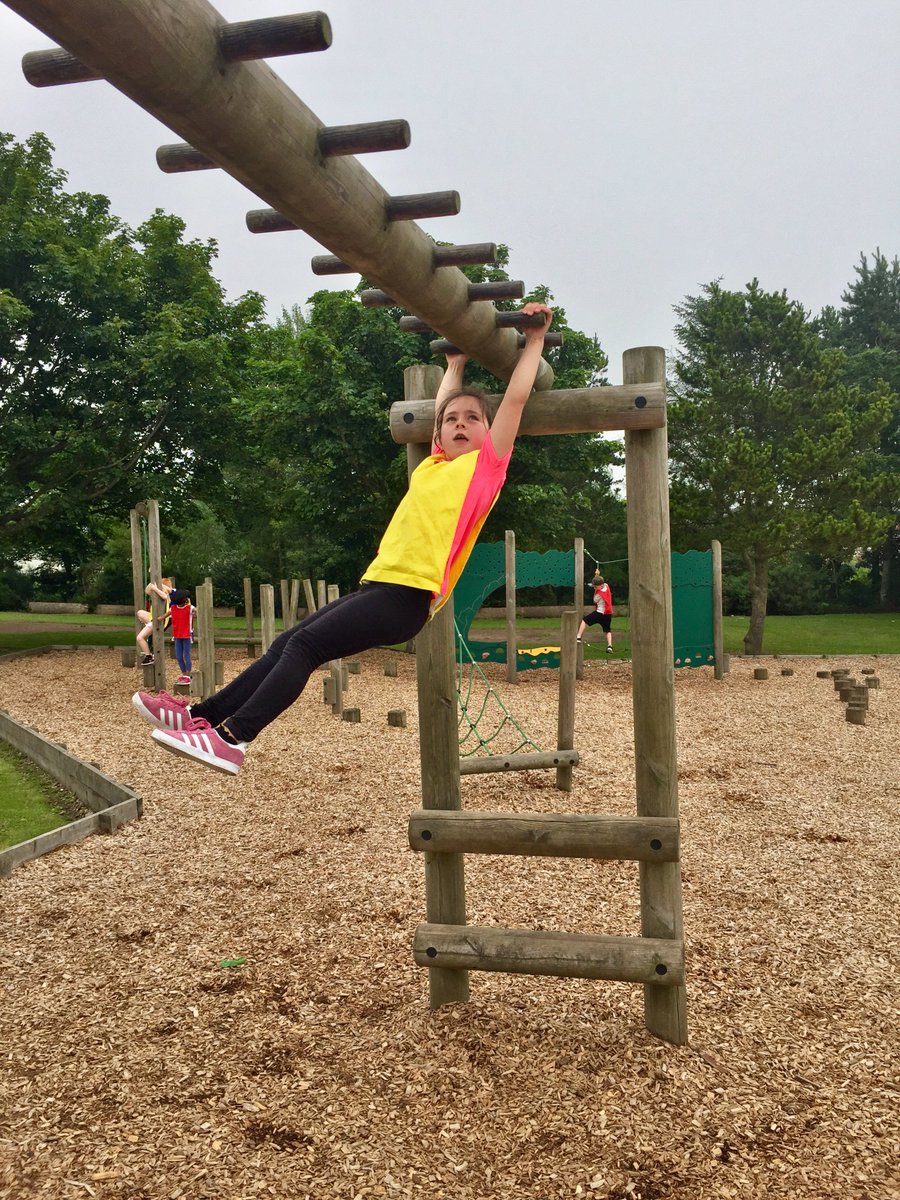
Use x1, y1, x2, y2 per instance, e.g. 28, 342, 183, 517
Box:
455, 619, 542, 759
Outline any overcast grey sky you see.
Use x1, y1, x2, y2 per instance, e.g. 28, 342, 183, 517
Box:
1, 1, 898, 383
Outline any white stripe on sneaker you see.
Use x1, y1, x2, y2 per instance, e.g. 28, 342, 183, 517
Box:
199, 734, 214, 755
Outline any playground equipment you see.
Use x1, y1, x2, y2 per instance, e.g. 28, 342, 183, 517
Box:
14, 2, 685, 1044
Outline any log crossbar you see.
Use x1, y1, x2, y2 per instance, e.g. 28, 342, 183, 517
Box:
12, 0, 552, 389
413, 925, 684, 985
408, 810, 679, 861
364, 279, 524, 308
457, 750, 578, 777
390, 383, 666, 443
310, 242, 499, 277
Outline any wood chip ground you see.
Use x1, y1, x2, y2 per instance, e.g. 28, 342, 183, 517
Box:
0, 649, 897, 1200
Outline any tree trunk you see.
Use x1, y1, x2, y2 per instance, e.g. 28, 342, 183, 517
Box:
743, 550, 769, 655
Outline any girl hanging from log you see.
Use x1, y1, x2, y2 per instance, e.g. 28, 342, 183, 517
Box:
132, 303, 553, 774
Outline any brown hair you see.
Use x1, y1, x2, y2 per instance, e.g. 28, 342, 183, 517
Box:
433, 387, 491, 449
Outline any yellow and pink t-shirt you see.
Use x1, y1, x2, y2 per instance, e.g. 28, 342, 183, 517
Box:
361, 434, 510, 615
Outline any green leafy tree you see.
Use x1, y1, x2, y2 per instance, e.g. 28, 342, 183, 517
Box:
0, 131, 264, 586
825, 250, 900, 606
669, 279, 894, 653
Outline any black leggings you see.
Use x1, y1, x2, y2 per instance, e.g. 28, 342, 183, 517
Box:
192, 582, 431, 743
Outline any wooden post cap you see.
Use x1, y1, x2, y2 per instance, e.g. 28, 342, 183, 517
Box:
218, 12, 332, 61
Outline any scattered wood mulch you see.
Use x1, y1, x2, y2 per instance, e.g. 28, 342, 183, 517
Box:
0, 648, 897, 1200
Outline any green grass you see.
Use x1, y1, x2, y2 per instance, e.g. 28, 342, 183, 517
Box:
2, 609, 898, 658
0, 742, 81, 850
469, 611, 899, 658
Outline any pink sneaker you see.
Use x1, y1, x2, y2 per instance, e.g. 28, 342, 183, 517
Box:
151, 718, 246, 775
176, 675, 192, 686
132, 690, 192, 731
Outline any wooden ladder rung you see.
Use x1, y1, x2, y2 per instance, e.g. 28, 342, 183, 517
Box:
408, 809, 679, 861
414, 924, 684, 985
459, 749, 578, 776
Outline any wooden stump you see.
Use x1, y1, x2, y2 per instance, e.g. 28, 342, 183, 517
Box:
214, 661, 224, 686
342, 708, 361, 723
846, 705, 866, 725
865, 677, 880, 689
384, 661, 398, 677
387, 709, 407, 728
347, 661, 361, 674
816, 670, 830, 679
142, 663, 155, 689
173, 681, 191, 696
753, 668, 768, 680
121, 648, 137, 668
781, 668, 794, 677
323, 677, 338, 705
861, 668, 875, 675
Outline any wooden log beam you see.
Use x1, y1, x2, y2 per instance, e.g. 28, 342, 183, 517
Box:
458, 750, 579, 776
408, 810, 679, 861
309, 241, 499, 277
160, 120, 411, 173
390, 382, 666, 443
400, 310, 547, 334
430, 333, 563, 354
414, 924, 685, 985
11, 0, 552, 390
363, 278, 524, 308
22, 11, 332, 86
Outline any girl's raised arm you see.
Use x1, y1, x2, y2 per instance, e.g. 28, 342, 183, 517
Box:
488, 303, 553, 459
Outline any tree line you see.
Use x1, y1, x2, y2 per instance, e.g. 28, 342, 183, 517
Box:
1, 133, 897, 651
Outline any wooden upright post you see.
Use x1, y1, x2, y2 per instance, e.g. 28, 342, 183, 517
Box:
195, 580, 216, 701
327, 583, 342, 714
260, 584, 276, 654
405, 363, 468, 1008
556, 611, 577, 792
505, 529, 517, 685
279, 579, 290, 629
242, 576, 256, 658
146, 499, 166, 693
623, 347, 687, 1045
711, 539, 725, 679
574, 536, 585, 680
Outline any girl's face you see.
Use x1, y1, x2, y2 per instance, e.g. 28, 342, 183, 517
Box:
438, 396, 490, 460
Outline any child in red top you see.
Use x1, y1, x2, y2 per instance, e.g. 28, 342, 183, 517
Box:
577, 571, 614, 653
168, 588, 196, 684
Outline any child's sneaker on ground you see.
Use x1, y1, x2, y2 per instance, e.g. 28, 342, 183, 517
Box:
140, 653, 154, 665
132, 690, 192, 730
151, 719, 246, 775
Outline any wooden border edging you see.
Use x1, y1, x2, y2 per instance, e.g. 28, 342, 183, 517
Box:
0, 669, 143, 876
